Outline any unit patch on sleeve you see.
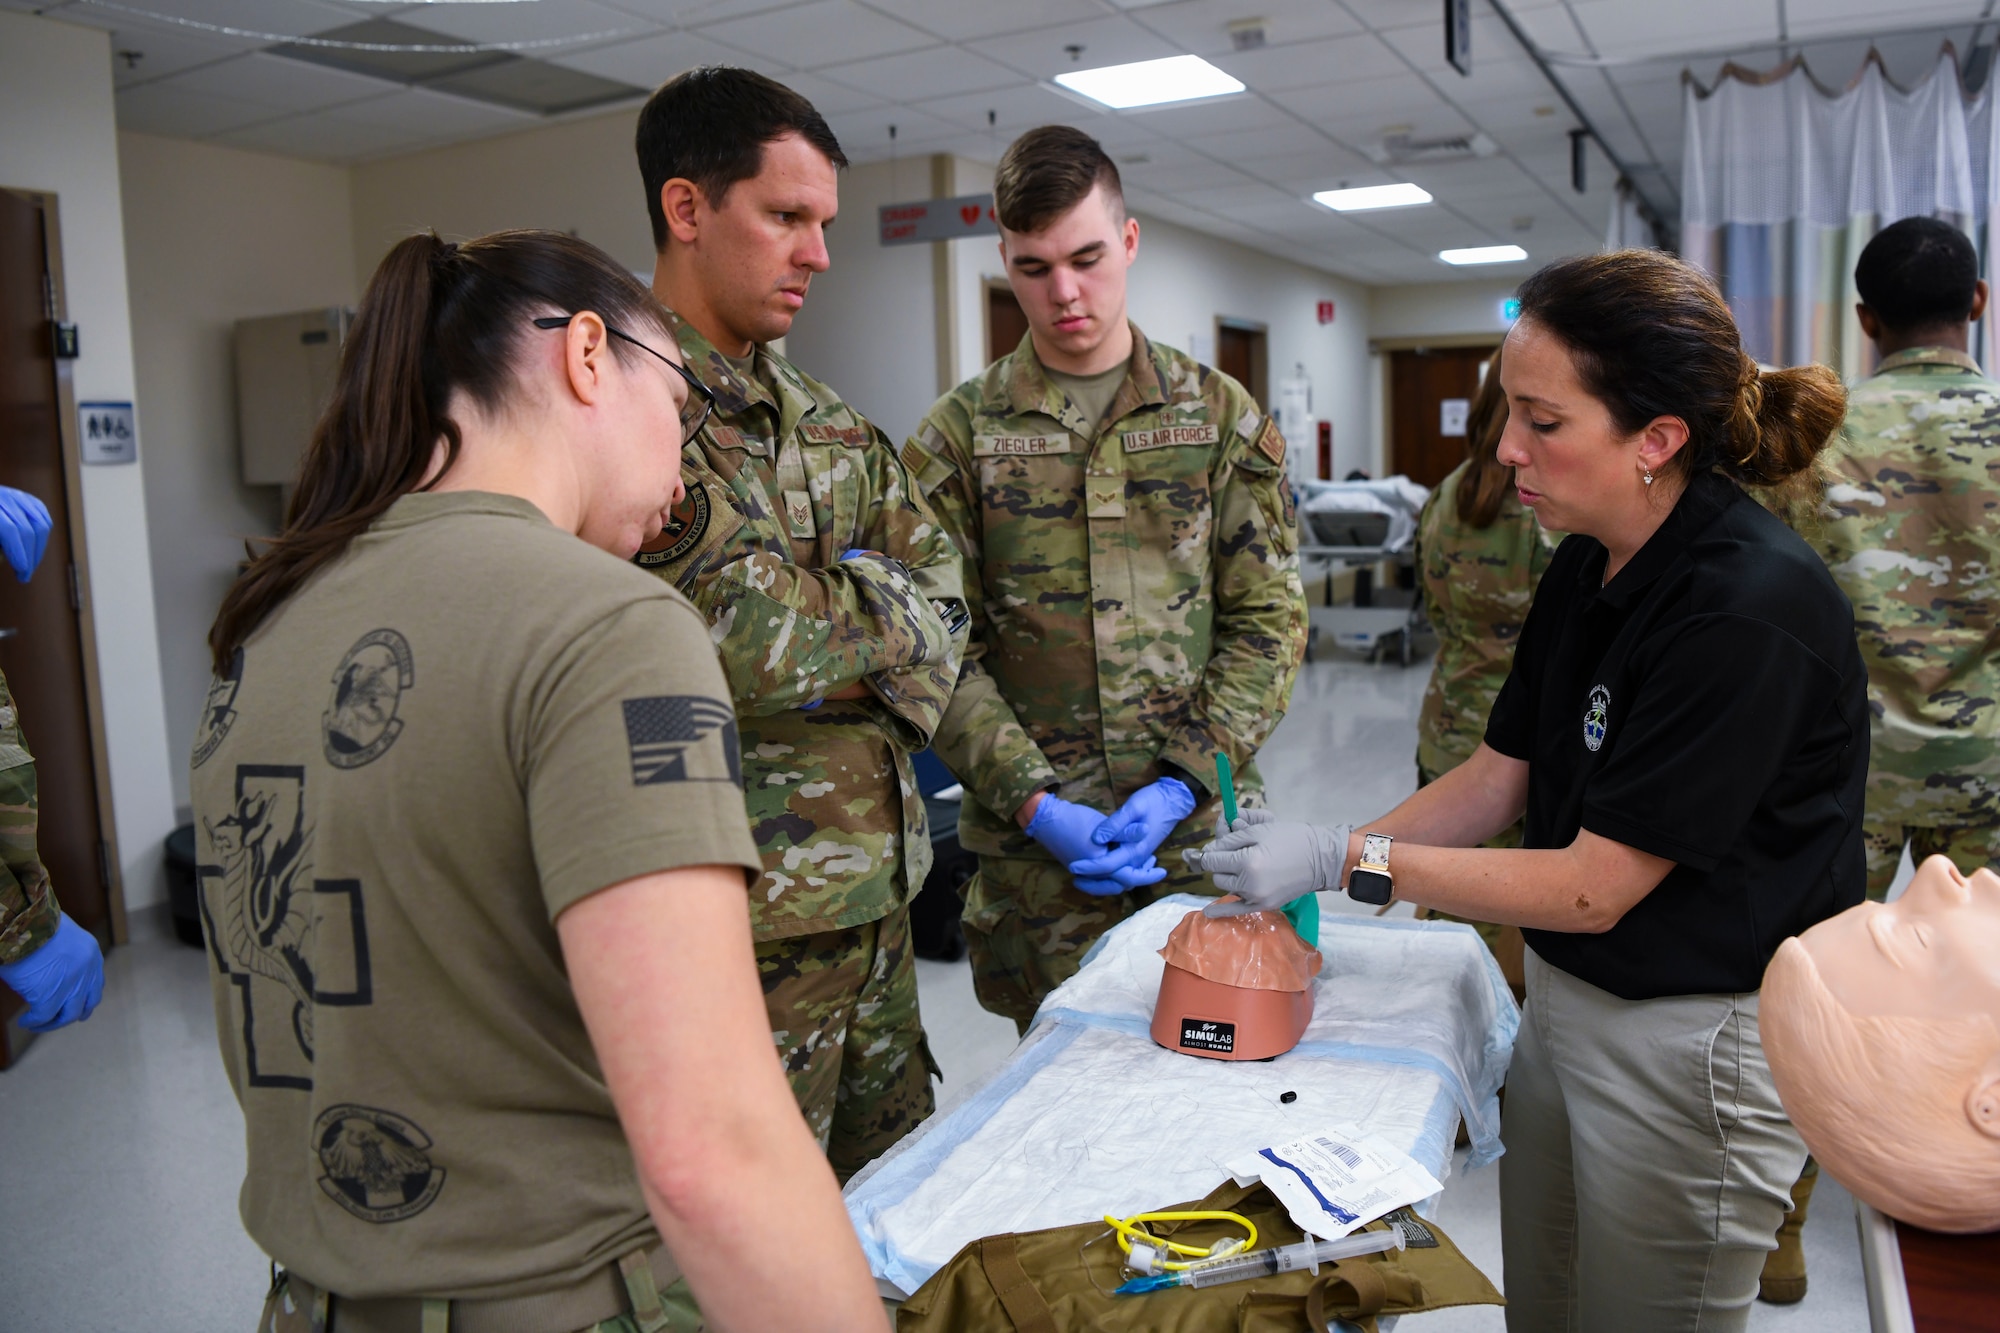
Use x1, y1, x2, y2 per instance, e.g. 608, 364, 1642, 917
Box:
1253, 416, 1287, 466
635, 482, 711, 568
972, 433, 1072, 457
622, 695, 742, 786
1122, 423, 1220, 453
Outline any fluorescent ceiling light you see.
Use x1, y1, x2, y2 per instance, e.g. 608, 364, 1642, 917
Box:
1440, 245, 1529, 265
1054, 55, 1245, 110
1314, 183, 1432, 211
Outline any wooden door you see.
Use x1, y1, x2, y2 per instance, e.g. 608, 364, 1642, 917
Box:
1216, 322, 1267, 404
986, 283, 1028, 365
0, 190, 112, 1059
1390, 345, 1496, 487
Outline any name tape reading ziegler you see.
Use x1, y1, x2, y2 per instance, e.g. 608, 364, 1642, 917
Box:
972, 434, 1071, 457
1122, 423, 1219, 452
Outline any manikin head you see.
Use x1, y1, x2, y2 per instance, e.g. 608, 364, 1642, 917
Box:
994, 126, 1140, 376
638, 66, 848, 355
1761, 856, 2000, 1232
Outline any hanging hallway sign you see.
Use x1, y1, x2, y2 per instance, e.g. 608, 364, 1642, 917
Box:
879, 193, 999, 246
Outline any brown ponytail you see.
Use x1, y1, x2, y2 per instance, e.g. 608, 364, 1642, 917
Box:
1514, 250, 1846, 494
207, 228, 666, 673
1455, 341, 1513, 529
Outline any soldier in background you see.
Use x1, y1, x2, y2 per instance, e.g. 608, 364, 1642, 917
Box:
1817, 215, 2000, 899
632, 68, 965, 1180
903, 126, 1307, 1032
0, 485, 102, 1034
1762, 216, 2000, 1307
1411, 343, 1555, 998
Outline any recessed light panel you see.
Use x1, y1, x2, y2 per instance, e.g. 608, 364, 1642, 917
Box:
1440, 245, 1530, 265
1313, 183, 1433, 212
1054, 55, 1245, 110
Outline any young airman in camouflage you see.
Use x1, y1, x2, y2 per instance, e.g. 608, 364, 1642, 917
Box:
1814, 218, 2000, 901
0, 671, 57, 965
904, 127, 1307, 1031
634, 69, 966, 1181
0, 481, 104, 1032
1412, 346, 1556, 993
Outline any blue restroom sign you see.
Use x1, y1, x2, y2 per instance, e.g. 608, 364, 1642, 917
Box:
78, 401, 137, 465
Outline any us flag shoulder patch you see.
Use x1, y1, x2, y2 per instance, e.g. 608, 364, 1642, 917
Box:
621, 696, 742, 787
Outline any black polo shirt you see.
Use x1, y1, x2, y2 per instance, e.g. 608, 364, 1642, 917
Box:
1484, 470, 1867, 1000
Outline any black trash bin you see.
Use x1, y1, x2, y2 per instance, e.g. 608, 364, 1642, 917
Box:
163, 823, 205, 948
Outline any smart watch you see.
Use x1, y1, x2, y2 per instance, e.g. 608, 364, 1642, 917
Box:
1347, 833, 1395, 905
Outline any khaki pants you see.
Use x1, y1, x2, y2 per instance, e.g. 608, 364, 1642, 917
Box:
1499, 952, 1805, 1332
756, 904, 936, 1183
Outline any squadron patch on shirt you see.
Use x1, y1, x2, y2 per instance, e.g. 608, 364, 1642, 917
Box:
636, 483, 711, 568
323, 629, 414, 769
314, 1104, 445, 1223
190, 646, 244, 770
1583, 684, 1610, 752
622, 695, 742, 787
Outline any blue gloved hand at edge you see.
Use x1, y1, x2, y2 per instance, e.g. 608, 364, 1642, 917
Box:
0, 487, 52, 583
1024, 792, 1108, 869
1068, 777, 1196, 877
0, 913, 104, 1031
1072, 854, 1167, 897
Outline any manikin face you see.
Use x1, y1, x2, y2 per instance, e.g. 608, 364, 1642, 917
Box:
683, 132, 838, 347
574, 318, 689, 559
998, 183, 1139, 370
1802, 856, 2000, 1021
1760, 856, 2000, 1232
1495, 317, 1682, 546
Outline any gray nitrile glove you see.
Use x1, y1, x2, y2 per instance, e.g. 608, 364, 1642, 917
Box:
1186, 813, 1353, 913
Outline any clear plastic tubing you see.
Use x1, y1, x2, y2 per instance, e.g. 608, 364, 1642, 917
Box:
1182, 1224, 1405, 1289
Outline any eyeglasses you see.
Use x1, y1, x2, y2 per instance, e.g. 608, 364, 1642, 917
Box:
532, 314, 716, 442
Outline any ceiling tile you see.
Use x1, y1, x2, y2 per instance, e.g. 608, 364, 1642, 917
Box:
314, 85, 538, 138
856, 0, 1105, 43
211, 108, 438, 162
1212, 32, 1405, 92
699, 0, 936, 69
1126, 0, 1364, 56
1183, 118, 1341, 163
915, 79, 1115, 133
1122, 92, 1293, 140
816, 45, 1021, 101
105, 25, 249, 89
821, 105, 967, 162
100, 0, 367, 40
394, 0, 657, 45
166, 50, 396, 111
967, 15, 1180, 80
762, 70, 891, 116
551, 29, 767, 87
1562, 0, 1777, 60
115, 81, 279, 137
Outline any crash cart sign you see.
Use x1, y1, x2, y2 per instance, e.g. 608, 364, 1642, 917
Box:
879, 194, 999, 246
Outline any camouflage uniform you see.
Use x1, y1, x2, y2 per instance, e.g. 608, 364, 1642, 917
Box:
635, 312, 967, 1179
1811, 346, 2000, 898
903, 326, 1308, 1030
0, 669, 57, 967
1411, 463, 1557, 988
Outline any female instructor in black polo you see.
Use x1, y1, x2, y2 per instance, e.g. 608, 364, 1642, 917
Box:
1192, 249, 1866, 1332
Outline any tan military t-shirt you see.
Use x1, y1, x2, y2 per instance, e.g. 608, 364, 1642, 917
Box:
190, 492, 759, 1301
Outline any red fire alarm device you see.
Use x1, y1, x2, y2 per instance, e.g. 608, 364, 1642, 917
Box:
1316, 300, 1336, 325
1317, 421, 1333, 479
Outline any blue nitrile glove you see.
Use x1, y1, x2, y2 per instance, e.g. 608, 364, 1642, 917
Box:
0, 487, 52, 583
1069, 777, 1196, 879
0, 913, 104, 1031
1024, 793, 1108, 869
1072, 854, 1166, 897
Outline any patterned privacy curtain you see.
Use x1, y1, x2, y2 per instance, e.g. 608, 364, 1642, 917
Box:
1681, 51, 2000, 378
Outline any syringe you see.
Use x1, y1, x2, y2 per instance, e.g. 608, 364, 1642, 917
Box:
1114, 1224, 1406, 1294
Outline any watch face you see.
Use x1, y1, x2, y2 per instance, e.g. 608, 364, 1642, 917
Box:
1349, 868, 1394, 905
